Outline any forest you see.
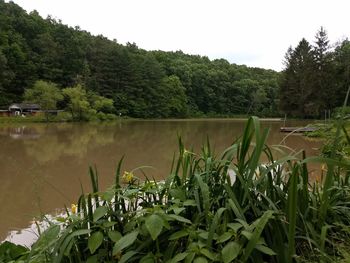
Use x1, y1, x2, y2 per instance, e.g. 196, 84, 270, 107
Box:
0, 0, 349, 118
0, 1, 279, 118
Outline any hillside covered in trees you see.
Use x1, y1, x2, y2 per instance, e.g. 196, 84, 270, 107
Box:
1, 1, 349, 119
0, 0, 280, 118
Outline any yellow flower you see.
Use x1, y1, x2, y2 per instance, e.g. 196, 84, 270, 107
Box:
71, 204, 77, 214
123, 171, 134, 183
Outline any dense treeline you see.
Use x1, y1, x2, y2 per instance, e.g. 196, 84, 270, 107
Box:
0, 1, 280, 118
280, 27, 350, 118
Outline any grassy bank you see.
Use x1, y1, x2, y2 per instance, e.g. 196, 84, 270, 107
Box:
0, 114, 260, 124
0, 112, 119, 124
1, 116, 350, 263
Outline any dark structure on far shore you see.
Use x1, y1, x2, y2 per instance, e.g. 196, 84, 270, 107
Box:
0, 103, 41, 116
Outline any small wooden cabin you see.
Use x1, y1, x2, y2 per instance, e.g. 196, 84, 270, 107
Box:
8, 103, 41, 116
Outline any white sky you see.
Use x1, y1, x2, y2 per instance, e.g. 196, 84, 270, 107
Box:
8, 0, 350, 71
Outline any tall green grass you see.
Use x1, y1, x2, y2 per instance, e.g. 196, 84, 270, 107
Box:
2, 115, 350, 262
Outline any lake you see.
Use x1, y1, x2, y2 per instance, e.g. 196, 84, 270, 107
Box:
0, 119, 322, 242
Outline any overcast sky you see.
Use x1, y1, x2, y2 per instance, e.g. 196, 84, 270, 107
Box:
8, 0, 350, 71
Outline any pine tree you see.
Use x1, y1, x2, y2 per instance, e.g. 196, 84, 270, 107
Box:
280, 39, 315, 117
313, 27, 336, 111
333, 40, 350, 106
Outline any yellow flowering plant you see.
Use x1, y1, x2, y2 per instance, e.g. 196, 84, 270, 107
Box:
122, 171, 134, 184
71, 204, 77, 214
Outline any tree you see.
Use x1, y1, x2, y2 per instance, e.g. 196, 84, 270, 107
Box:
62, 85, 91, 121
0, 49, 14, 107
313, 27, 336, 111
280, 39, 316, 117
333, 39, 350, 106
88, 92, 114, 113
252, 87, 268, 113
24, 80, 63, 121
159, 75, 188, 117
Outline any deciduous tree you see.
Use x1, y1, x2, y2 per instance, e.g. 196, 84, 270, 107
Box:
24, 80, 63, 121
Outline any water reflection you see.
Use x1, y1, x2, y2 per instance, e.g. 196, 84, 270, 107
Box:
0, 126, 41, 140
0, 119, 322, 242
22, 124, 116, 163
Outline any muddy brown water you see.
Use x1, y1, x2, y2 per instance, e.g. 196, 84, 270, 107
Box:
0, 119, 322, 242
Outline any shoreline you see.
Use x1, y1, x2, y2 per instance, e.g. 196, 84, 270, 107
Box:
0, 116, 325, 124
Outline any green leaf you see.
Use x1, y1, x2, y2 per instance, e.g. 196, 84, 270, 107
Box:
102, 189, 114, 201
145, 214, 163, 240
207, 207, 226, 247
108, 231, 122, 242
69, 229, 92, 236
172, 207, 186, 215
0, 241, 28, 260
193, 257, 208, 263
195, 174, 210, 215
168, 214, 192, 224
103, 221, 117, 228
88, 231, 104, 254
183, 200, 197, 206
54, 229, 91, 263
241, 210, 274, 262
119, 251, 138, 263
113, 231, 139, 255
140, 252, 155, 263
287, 165, 298, 262
241, 230, 252, 240
222, 241, 241, 263
56, 217, 66, 223
185, 252, 196, 263
32, 225, 60, 250
170, 189, 186, 201
227, 223, 243, 232
255, 244, 277, 256
217, 232, 233, 243
64, 239, 74, 256
169, 230, 189, 240
198, 231, 209, 240
86, 255, 98, 263
166, 252, 189, 263
93, 206, 108, 222
200, 248, 216, 260
125, 188, 140, 196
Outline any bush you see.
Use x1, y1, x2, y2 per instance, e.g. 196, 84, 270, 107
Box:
333, 106, 350, 119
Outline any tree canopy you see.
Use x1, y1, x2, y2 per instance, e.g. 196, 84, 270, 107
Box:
24, 80, 63, 121
279, 27, 349, 118
0, 0, 280, 118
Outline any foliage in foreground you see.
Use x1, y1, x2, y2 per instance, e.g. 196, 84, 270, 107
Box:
1, 117, 350, 262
